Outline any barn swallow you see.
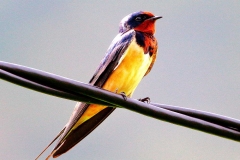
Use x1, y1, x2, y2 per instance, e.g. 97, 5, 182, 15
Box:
36, 11, 161, 159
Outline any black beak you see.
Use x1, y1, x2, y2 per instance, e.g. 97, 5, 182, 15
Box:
149, 16, 162, 20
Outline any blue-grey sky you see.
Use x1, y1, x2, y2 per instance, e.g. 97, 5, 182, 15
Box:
1, 1, 240, 160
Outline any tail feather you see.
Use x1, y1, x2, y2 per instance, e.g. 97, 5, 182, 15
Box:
52, 107, 115, 158
35, 128, 65, 160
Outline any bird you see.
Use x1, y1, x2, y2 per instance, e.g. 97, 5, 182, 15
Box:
36, 11, 161, 159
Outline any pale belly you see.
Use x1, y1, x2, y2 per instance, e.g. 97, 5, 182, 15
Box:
73, 40, 153, 127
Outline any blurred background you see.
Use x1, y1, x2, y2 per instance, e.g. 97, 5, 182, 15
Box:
1, 1, 240, 160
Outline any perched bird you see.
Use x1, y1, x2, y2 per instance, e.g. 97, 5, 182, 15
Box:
36, 11, 161, 159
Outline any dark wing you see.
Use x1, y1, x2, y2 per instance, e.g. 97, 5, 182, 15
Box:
44, 30, 135, 158
89, 30, 135, 86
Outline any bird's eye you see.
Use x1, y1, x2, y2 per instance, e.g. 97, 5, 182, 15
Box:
135, 16, 142, 21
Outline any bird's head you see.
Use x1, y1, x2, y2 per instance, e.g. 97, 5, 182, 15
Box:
119, 11, 162, 34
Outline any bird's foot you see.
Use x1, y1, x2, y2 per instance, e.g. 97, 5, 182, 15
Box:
120, 92, 127, 101
138, 97, 150, 103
